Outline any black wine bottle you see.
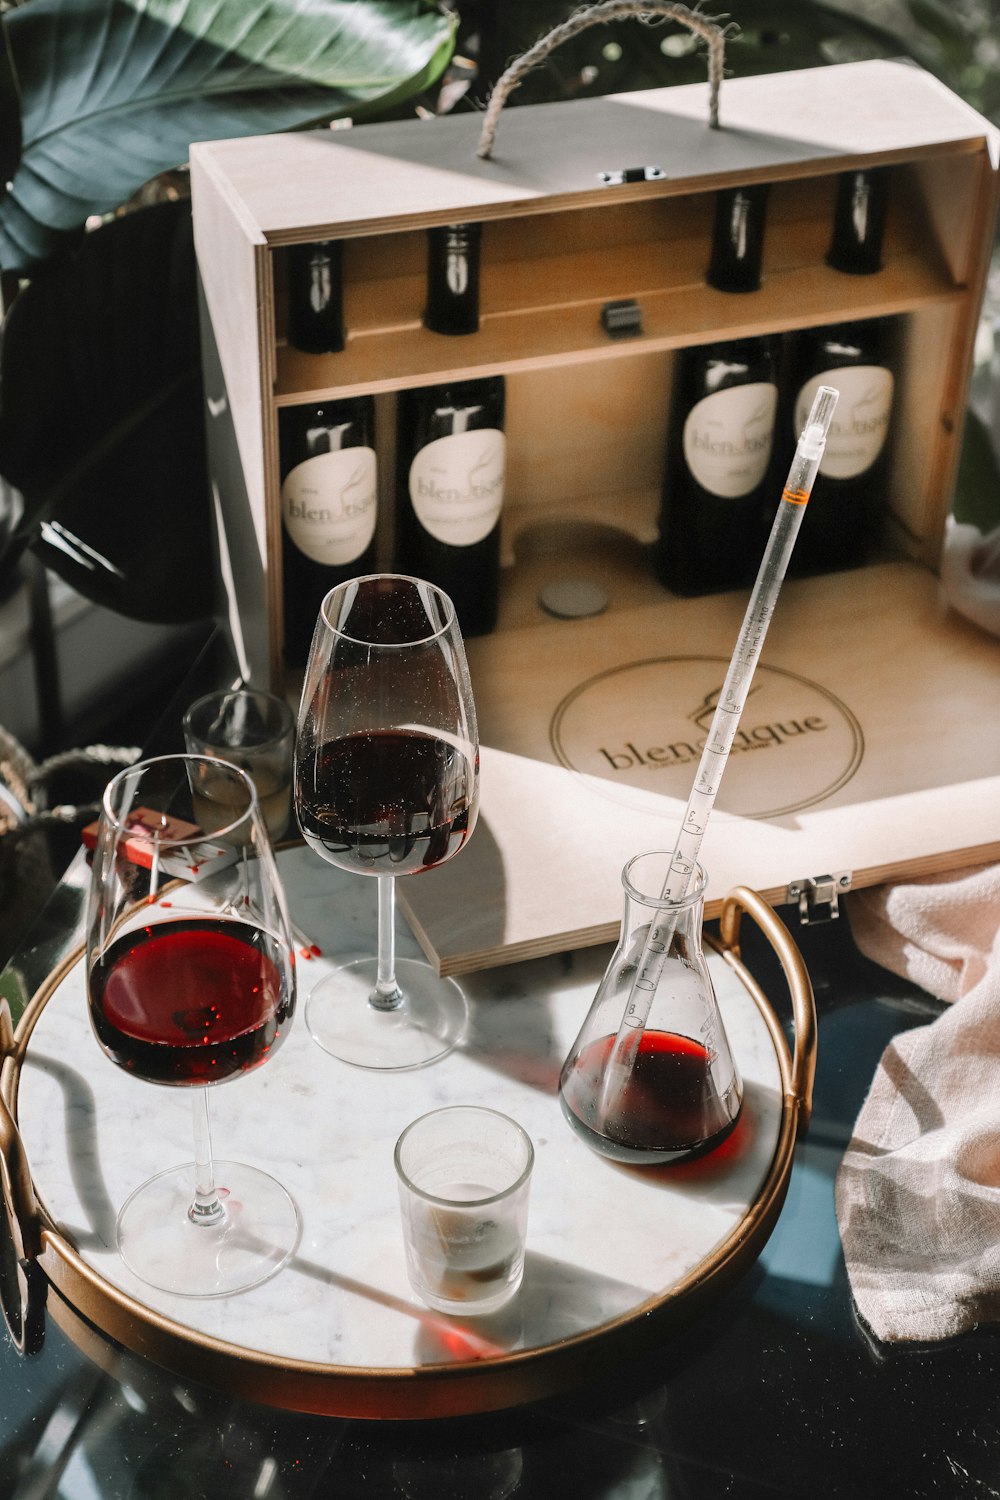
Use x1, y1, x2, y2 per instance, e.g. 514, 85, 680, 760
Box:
286, 240, 344, 354
424, 223, 481, 336
278, 396, 377, 665
395, 376, 505, 637
656, 186, 778, 595
786, 168, 895, 576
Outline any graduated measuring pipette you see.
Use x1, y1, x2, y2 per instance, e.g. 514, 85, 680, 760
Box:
593, 383, 839, 1132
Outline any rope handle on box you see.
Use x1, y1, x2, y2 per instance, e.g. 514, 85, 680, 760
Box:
476, 1, 729, 160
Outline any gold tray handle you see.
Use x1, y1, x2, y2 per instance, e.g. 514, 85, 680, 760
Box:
717, 886, 817, 1130
1, 997, 46, 1354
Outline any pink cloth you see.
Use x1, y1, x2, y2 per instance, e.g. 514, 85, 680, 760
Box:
848, 863, 1000, 1003
835, 864, 1000, 1342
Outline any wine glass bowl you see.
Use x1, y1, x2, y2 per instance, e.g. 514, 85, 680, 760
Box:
295, 574, 480, 1070
86, 754, 299, 1297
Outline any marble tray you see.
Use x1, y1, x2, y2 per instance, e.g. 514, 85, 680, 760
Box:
2, 847, 812, 1418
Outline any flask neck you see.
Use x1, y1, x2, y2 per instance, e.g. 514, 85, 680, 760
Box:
618, 853, 707, 958
826, 167, 889, 275
706, 185, 769, 294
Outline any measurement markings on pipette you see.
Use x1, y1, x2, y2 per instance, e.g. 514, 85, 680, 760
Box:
592, 386, 841, 1125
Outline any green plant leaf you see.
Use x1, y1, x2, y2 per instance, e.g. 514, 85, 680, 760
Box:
1, 0, 455, 272
0, 199, 217, 622
0, 19, 21, 195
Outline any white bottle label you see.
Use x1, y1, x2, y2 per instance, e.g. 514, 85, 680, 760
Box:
795, 366, 893, 480
409, 429, 506, 546
281, 448, 377, 566
682, 382, 777, 498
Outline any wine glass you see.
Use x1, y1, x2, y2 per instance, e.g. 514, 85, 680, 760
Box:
86, 754, 299, 1297
294, 574, 479, 1070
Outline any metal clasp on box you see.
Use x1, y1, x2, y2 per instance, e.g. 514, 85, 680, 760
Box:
786, 872, 852, 925
598, 165, 666, 185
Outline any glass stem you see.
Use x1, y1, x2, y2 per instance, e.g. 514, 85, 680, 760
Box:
371, 873, 405, 1011
189, 1090, 227, 1227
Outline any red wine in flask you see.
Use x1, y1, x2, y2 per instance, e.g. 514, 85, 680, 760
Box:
558, 854, 742, 1165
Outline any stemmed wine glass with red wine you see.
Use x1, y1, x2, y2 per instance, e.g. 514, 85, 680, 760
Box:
86, 754, 299, 1297
295, 574, 479, 1070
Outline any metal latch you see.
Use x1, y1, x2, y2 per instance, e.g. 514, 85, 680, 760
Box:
786, 872, 852, 925
598, 165, 666, 185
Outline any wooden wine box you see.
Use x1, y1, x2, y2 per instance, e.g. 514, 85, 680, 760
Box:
189, 58, 1000, 974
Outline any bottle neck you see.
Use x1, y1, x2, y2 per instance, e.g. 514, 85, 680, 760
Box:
706, 185, 769, 294
827, 168, 889, 275
425, 222, 481, 335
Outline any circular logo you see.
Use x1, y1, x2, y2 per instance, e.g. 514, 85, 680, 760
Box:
550, 657, 864, 818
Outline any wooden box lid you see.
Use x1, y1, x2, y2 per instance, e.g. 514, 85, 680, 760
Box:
399, 562, 1000, 973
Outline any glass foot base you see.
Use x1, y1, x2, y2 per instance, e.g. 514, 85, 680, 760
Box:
116, 1161, 300, 1297
305, 956, 469, 1070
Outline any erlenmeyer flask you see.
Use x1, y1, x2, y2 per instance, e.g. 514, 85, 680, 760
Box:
558, 852, 742, 1165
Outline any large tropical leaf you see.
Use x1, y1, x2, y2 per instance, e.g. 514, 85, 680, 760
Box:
0, 199, 216, 622
0, 19, 21, 194
0, 0, 455, 272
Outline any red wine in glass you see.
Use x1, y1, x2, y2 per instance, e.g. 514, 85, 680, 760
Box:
86, 752, 298, 1297
296, 729, 475, 877
89, 917, 292, 1085
294, 573, 480, 1071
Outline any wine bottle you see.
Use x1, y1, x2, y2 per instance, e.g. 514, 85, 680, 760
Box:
286, 240, 344, 354
424, 223, 481, 336
278, 396, 377, 665
785, 167, 895, 576
656, 185, 779, 595
395, 376, 505, 637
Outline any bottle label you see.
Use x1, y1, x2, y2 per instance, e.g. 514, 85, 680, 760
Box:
409, 429, 506, 546
281, 448, 377, 565
795, 366, 893, 479
682, 383, 777, 498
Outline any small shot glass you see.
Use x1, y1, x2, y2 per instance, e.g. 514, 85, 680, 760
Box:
182, 688, 295, 842
394, 1106, 534, 1317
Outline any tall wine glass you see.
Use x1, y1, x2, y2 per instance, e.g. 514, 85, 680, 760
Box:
86, 754, 299, 1297
295, 574, 480, 1070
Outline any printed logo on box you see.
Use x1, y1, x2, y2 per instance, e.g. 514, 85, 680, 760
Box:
550, 658, 864, 819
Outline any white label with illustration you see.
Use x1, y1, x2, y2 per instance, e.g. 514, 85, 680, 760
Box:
683, 383, 777, 498
281, 448, 378, 565
409, 429, 506, 546
795, 366, 893, 480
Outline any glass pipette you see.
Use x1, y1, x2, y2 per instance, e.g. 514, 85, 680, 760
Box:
595, 384, 839, 1130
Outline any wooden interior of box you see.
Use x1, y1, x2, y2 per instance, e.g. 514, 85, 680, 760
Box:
190, 59, 1000, 971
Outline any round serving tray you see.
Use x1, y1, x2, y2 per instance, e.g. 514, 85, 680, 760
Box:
1, 847, 814, 1419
